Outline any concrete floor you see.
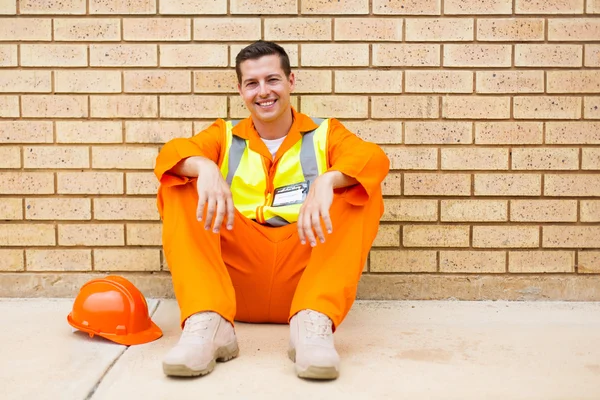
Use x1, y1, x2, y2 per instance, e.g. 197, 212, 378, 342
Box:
1, 299, 599, 400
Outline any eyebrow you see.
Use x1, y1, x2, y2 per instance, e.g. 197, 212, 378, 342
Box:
242, 74, 282, 85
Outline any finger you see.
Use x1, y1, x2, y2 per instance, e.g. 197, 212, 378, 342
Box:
204, 197, 217, 230
321, 207, 333, 234
225, 192, 235, 230
304, 210, 318, 247
212, 195, 226, 233
297, 207, 306, 245
311, 210, 326, 244
197, 191, 207, 221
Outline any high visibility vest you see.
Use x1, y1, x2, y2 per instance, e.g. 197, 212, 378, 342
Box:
219, 118, 329, 226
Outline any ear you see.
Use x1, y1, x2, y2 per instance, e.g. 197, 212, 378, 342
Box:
288, 72, 296, 92
237, 82, 242, 96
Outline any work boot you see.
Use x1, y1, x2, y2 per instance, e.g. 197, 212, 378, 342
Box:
288, 309, 340, 380
162, 311, 239, 377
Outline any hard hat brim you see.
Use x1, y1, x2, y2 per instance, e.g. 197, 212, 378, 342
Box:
67, 313, 163, 346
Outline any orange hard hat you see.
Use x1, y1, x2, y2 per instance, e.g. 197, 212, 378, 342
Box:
67, 275, 162, 345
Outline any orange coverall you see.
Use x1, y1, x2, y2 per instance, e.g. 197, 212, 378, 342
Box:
155, 108, 390, 329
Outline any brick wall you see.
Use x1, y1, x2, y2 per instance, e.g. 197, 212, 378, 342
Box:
1, 0, 599, 299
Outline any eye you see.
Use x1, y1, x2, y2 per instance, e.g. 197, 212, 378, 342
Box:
246, 82, 257, 88
269, 78, 279, 82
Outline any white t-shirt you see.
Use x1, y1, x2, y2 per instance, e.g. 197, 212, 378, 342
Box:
261, 136, 286, 160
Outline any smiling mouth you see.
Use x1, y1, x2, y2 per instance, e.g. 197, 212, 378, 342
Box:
256, 99, 277, 108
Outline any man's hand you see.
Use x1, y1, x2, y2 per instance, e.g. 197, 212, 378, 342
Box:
297, 173, 336, 247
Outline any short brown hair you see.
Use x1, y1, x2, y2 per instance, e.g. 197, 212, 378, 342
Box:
235, 40, 291, 84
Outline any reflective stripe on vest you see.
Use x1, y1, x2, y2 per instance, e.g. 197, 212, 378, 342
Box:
220, 118, 328, 226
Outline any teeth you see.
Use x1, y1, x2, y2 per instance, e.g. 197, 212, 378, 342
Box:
258, 100, 275, 107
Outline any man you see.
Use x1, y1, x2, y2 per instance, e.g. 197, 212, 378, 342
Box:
154, 40, 389, 380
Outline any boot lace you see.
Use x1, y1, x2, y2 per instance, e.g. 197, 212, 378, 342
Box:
181, 312, 213, 340
304, 310, 333, 339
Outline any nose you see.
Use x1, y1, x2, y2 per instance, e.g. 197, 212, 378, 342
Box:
258, 81, 269, 97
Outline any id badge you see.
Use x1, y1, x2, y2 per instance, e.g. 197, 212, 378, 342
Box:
271, 181, 309, 207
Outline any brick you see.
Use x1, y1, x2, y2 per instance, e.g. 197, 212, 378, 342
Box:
372, 0, 440, 14
583, 149, 600, 170
25, 198, 91, 220
90, 0, 155, 14
342, 121, 402, 144
544, 226, 600, 248
26, 249, 91, 271
303, 0, 368, 13
0, 45, 17, 66
301, 44, 368, 67
589, 0, 600, 12
406, 71, 472, 93
586, 45, 600, 67
586, 97, 600, 119
301, 96, 367, 118
20, 0, 85, 14
0, 146, 19, 168
20, 44, 86, 67
474, 174, 541, 196
382, 172, 401, 195
444, 44, 511, 67
295, 70, 332, 94
443, 96, 509, 119
476, 122, 542, 144
581, 201, 600, 222
0, 1, 16, 14
160, 95, 226, 118
547, 71, 600, 94
265, 18, 331, 41
197, 18, 260, 42
405, 18, 473, 41
24, 146, 89, 169
442, 148, 508, 170
90, 44, 157, 67
161, 44, 227, 67
514, 96, 581, 120
126, 121, 191, 143
57, 171, 123, 194
0, 172, 54, 194
405, 122, 472, 144
579, 252, 600, 274
0, 250, 23, 272
370, 250, 437, 273
512, 148, 579, 170
231, 0, 296, 14
445, 0, 511, 14
515, 44, 582, 67
0, 95, 18, 117
335, 70, 401, 94
477, 18, 544, 41
381, 199, 437, 222
127, 223, 161, 245
160, 0, 226, 14
335, 18, 402, 41
404, 225, 469, 248
545, 175, 600, 197
94, 198, 159, 220
193, 121, 214, 133
384, 147, 437, 170
0, 71, 49, 93
0, 121, 53, 143
511, 200, 577, 222
194, 70, 237, 93
545, 122, 599, 144
373, 225, 400, 247
94, 249, 161, 271
56, 121, 122, 144
509, 251, 574, 273
91, 95, 158, 118
58, 224, 123, 246
477, 71, 544, 94
124, 70, 190, 93
474, 226, 539, 248
0, 224, 55, 246
0, 198, 22, 219
126, 172, 158, 195
373, 44, 440, 67
22, 95, 87, 118
55, 70, 121, 93
404, 173, 470, 196
124, 18, 190, 41
549, 19, 600, 41
54, 18, 120, 41
92, 146, 157, 169
441, 200, 507, 222
372, 96, 439, 119
0, 18, 51, 41
231, 44, 298, 68
516, 0, 583, 13
441, 251, 506, 273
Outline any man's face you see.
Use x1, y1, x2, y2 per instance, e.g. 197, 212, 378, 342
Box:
237, 54, 295, 124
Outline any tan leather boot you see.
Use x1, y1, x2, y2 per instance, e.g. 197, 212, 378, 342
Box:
162, 311, 239, 377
